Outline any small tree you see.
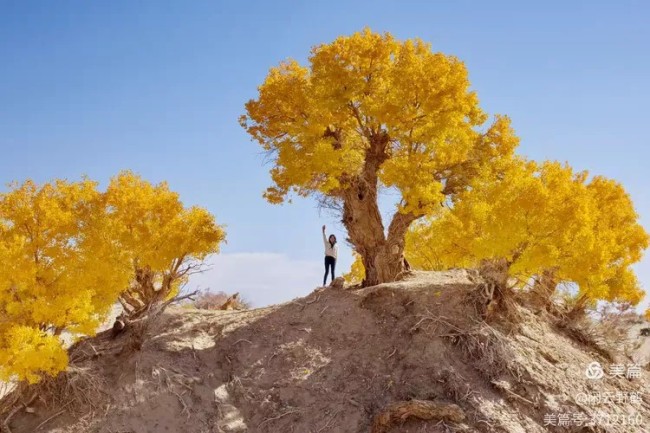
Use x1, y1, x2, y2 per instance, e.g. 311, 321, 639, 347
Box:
105, 171, 226, 318
241, 29, 518, 286
0, 173, 226, 383
406, 159, 648, 307
0, 179, 129, 383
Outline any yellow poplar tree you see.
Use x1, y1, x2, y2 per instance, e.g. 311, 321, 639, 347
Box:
241, 29, 518, 286
105, 171, 226, 318
406, 159, 648, 306
0, 179, 129, 383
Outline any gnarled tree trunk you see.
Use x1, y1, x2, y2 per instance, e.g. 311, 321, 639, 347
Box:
358, 211, 419, 286
340, 133, 422, 287
119, 267, 176, 319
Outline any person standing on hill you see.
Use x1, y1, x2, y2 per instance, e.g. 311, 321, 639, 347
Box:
322, 225, 338, 286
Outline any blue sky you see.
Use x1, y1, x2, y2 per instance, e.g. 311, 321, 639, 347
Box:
1, 1, 649, 308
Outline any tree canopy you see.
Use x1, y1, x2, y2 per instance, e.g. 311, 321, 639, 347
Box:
0, 179, 128, 382
0, 173, 225, 383
242, 29, 518, 285
105, 171, 226, 318
405, 158, 648, 306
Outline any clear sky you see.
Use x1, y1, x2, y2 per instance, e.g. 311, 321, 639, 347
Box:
1, 1, 648, 308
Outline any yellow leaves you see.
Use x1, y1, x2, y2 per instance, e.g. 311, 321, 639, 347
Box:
602, 267, 644, 305
243, 30, 522, 283
343, 252, 366, 284
309, 29, 399, 118
242, 29, 509, 213
103, 171, 226, 317
105, 172, 181, 268
242, 60, 311, 149
0, 326, 68, 384
0, 172, 226, 382
0, 178, 111, 331
587, 176, 648, 264
105, 171, 225, 270
478, 116, 520, 168
381, 151, 445, 215
407, 157, 648, 306
0, 178, 121, 382
645, 308, 650, 322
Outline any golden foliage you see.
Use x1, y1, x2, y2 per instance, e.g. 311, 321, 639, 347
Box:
0, 179, 127, 383
406, 158, 648, 305
241, 29, 517, 284
242, 29, 516, 209
0, 326, 68, 384
192, 291, 250, 310
0, 173, 225, 383
343, 252, 366, 285
644, 308, 650, 322
105, 172, 226, 317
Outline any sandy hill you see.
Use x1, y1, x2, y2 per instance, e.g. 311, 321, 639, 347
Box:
4, 271, 649, 433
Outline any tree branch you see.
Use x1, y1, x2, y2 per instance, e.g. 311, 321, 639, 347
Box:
387, 210, 421, 244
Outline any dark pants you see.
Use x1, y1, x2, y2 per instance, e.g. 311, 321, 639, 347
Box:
324, 255, 336, 286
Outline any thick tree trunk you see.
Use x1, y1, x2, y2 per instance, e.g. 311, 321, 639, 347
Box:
342, 187, 420, 286
362, 243, 401, 287
338, 131, 422, 287
120, 267, 174, 319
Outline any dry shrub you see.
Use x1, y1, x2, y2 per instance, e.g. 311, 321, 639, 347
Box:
448, 322, 527, 385
554, 310, 616, 362
557, 293, 594, 326
192, 291, 250, 310
593, 302, 641, 332
557, 322, 615, 363
528, 271, 557, 310
37, 366, 107, 414
557, 302, 641, 362
0, 366, 107, 433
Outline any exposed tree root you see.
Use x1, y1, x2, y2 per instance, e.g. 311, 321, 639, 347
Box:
370, 400, 465, 433
0, 391, 36, 433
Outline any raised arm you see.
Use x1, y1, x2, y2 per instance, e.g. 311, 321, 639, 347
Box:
322, 225, 327, 246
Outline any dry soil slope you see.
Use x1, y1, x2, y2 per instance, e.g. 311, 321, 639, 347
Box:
7, 270, 650, 433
